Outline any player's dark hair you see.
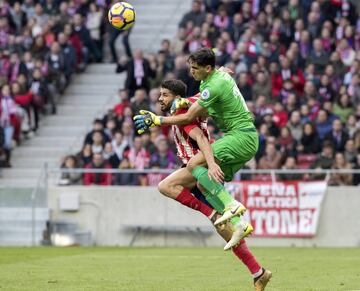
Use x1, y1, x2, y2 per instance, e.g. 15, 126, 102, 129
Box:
161, 79, 187, 98
188, 48, 216, 68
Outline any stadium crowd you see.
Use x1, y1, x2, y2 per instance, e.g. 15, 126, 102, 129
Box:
0, 0, 128, 168
60, 0, 360, 186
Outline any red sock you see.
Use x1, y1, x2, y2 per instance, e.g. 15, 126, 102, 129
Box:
175, 188, 213, 217
232, 240, 261, 275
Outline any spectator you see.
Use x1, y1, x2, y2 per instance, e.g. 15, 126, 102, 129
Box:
311, 141, 335, 170
90, 130, 105, 154
57, 32, 76, 83
116, 49, 155, 96
333, 94, 354, 123
252, 71, 271, 100
298, 123, 321, 154
330, 152, 353, 186
179, 0, 205, 29
85, 3, 103, 60
77, 143, 92, 167
344, 139, 357, 165
103, 142, 120, 169
281, 156, 302, 181
0, 84, 18, 167
126, 136, 150, 170
73, 13, 101, 62
59, 155, 82, 185
83, 153, 112, 186
237, 72, 252, 101
307, 38, 329, 74
278, 126, 296, 157
287, 111, 302, 143
272, 102, 287, 127
113, 89, 130, 117
315, 109, 333, 140
346, 114, 358, 138
258, 142, 282, 169
84, 119, 108, 145
130, 89, 149, 115
114, 157, 137, 185
150, 137, 177, 169
353, 153, 360, 186
324, 119, 349, 152
112, 131, 129, 161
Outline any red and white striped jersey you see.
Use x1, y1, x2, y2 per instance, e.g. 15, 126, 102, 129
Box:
172, 96, 210, 164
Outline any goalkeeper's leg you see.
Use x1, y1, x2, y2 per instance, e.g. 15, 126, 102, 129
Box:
186, 152, 247, 226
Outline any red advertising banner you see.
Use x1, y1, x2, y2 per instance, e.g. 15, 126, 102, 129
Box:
225, 181, 327, 237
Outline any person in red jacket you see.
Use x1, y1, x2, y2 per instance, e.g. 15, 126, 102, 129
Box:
83, 153, 112, 186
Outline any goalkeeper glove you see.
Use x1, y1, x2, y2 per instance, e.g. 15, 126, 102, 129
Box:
170, 98, 191, 115
133, 110, 163, 134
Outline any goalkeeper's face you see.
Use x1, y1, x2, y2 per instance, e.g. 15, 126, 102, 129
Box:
189, 61, 211, 81
159, 87, 176, 112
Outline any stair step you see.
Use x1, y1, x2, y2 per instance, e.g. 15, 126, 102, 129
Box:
36, 126, 85, 136
73, 74, 125, 84
0, 207, 49, 220
57, 106, 98, 116
11, 158, 59, 168
23, 136, 76, 147
85, 64, 117, 74
65, 84, 118, 95
12, 147, 67, 158
1, 168, 42, 179
59, 97, 111, 105
41, 116, 93, 126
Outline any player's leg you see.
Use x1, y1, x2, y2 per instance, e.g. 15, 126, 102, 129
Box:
210, 211, 271, 288
197, 181, 253, 250
187, 149, 247, 226
158, 168, 214, 218
188, 131, 258, 225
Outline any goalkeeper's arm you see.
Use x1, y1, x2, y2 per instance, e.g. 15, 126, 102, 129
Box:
162, 101, 207, 126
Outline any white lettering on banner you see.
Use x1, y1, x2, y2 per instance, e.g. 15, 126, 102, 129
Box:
247, 196, 298, 208
250, 209, 317, 236
280, 210, 297, 235
248, 183, 296, 197
266, 211, 280, 235
225, 181, 327, 237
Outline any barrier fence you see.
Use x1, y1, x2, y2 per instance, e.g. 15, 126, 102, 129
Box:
1, 166, 360, 246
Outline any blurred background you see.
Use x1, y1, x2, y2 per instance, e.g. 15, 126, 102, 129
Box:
0, 0, 360, 248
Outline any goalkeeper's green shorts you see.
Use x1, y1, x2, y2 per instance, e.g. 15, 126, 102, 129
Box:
211, 128, 258, 182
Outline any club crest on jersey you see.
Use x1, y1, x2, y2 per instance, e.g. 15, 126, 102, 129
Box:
201, 88, 210, 100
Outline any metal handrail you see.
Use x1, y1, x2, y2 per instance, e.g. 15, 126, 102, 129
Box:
30, 162, 47, 246
49, 168, 360, 174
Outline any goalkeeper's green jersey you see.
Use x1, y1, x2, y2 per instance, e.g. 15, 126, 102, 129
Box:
197, 69, 255, 133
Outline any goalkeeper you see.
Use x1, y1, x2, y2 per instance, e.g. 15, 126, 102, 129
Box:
134, 48, 258, 250
156, 79, 271, 291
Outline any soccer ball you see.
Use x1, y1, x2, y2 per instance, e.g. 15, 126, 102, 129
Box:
108, 2, 136, 30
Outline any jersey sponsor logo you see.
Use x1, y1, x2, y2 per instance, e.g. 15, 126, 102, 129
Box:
201, 88, 210, 100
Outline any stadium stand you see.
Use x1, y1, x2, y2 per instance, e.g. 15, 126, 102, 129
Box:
60, 0, 360, 186
2, 0, 360, 188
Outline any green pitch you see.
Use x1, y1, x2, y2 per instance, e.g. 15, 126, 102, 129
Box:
0, 247, 359, 290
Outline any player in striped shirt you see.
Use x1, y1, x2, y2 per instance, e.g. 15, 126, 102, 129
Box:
156, 80, 269, 291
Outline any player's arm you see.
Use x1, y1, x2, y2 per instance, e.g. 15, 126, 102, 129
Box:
163, 101, 207, 126
187, 127, 224, 183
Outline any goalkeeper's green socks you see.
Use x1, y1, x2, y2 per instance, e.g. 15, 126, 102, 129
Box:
192, 166, 241, 226
192, 166, 236, 206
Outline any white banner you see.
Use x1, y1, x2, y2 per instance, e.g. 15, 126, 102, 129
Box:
225, 181, 327, 237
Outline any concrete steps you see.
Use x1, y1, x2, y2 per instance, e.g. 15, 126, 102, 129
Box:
0, 207, 49, 246
120, 0, 192, 52
1, 64, 125, 187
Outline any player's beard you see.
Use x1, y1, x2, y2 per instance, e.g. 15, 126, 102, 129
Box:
160, 103, 171, 113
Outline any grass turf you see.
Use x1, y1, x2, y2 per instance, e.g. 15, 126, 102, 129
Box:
0, 247, 359, 290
